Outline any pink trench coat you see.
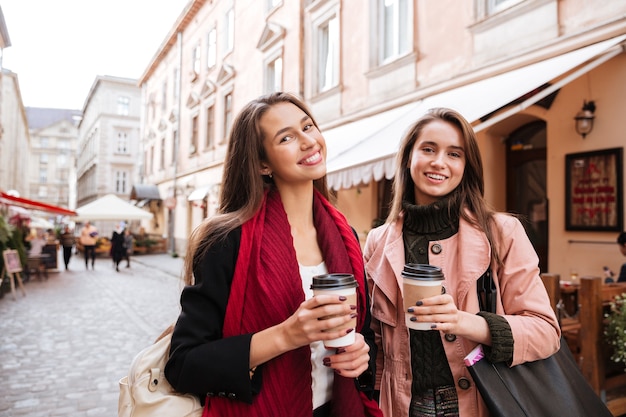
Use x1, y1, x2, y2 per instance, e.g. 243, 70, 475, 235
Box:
363, 212, 560, 417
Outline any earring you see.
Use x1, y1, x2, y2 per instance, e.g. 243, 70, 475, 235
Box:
269, 173, 273, 179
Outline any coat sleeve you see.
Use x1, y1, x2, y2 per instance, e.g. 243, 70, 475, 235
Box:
165, 227, 260, 404
493, 214, 561, 365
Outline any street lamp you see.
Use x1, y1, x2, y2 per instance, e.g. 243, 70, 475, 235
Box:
574, 100, 596, 139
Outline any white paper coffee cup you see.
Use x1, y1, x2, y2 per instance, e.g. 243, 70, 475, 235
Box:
311, 274, 358, 348
402, 264, 444, 331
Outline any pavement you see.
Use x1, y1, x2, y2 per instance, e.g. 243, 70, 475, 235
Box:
0, 252, 187, 417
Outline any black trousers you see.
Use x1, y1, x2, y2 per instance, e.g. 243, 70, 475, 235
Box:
62, 246, 73, 267
83, 245, 96, 267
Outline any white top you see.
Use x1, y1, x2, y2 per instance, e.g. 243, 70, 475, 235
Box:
299, 261, 334, 410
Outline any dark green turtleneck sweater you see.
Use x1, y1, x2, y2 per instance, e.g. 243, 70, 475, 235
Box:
401, 197, 513, 396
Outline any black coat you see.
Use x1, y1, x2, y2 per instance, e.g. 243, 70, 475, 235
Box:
111, 231, 126, 262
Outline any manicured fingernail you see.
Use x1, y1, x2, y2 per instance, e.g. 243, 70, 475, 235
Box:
415, 301, 423, 306
407, 307, 414, 313
430, 324, 437, 329
350, 305, 357, 310
410, 317, 417, 322
323, 357, 331, 365
346, 328, 354, 334
334, 369, 342, 375
350, 313, 357, 318
323, 361, 331, 367
336, 347, 346, 354
339, 296, 347, 301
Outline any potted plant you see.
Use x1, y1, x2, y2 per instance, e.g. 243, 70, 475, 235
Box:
605, 293, 626, 368
133, 238, 149, 254
0, 215, 28, 298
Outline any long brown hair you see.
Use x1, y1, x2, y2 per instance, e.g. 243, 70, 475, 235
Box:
183, 92, 330, 284
387, 107, 503, 267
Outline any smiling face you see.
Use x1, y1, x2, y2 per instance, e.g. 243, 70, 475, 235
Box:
259, 102, 327, 188
408, 119, 466, 205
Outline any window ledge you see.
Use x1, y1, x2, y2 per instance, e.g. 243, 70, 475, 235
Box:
470, 0, 555, 33
366, 52, 418, 79
309, 84, 341, 104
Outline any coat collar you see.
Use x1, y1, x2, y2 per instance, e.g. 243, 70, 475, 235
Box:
367, 210, 492, 306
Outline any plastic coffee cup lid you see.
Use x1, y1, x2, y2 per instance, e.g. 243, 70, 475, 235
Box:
311, 273, 358, 289
401, 263, 444, 280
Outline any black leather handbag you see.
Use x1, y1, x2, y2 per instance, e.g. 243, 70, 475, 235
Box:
466, 270, 612, 417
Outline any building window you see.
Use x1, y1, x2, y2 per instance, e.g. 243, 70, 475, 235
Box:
38, 186, 47, 198
317, 15, 339, 92
40, 137, 49, 148
116, 131, 129, 153
58, 139, 69, 149
149, 95, 156, 121
173, 67, 180, 100
190, 114, 199, 155
115, 171, 128, 193
161, 81, 168, 111
265, 55, 283, 93
268, 0, 282, 12
223, 8, 234, 55
118, 96, 130, 116
486, 0, 523, 14
58, 154, 67, 167
172, 130, 178, 165
40, 153, 48, 164
39, 169, 48, 183
193, 41, 201, 76
205, 105, 215, 149
379, 0, 412, 64
207, 27, 217, 69
149, 146, 154, 174
160, 138, 166, 169
223, 92, 233, 143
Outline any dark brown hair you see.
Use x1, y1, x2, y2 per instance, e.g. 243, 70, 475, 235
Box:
182, 92, 330, 284
387, 107, 503, 267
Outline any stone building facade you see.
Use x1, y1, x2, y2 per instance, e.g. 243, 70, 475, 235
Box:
138, 0, 626, 276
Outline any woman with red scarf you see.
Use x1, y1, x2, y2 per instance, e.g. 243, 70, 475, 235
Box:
165, 92, 382, 417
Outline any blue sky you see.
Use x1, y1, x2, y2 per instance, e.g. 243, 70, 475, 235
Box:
1, 0, 188, 110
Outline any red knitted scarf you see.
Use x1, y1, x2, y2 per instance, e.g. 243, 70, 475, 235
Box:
202, 188, 381, 417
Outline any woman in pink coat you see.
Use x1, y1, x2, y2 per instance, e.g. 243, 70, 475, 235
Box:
363, 108, 559, 417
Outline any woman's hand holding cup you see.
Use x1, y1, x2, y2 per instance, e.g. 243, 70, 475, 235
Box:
311, 274, 359, 348
322, 332, 370, 378
280, 293, 356, 350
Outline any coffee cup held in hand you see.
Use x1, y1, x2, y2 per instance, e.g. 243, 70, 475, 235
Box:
310, 273, 358, 348
402, 264, 444, 330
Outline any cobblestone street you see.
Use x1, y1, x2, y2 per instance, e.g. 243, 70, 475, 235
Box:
0, 253, 185, 417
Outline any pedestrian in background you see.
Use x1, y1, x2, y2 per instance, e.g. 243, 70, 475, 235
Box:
111, 223, 126, 272
27, 230, 46, 257
123, 228, 133, 268
79, 221, 98, 270
59, 225, 76, 270
165, 92, 381, 417
363, 108, 560, 417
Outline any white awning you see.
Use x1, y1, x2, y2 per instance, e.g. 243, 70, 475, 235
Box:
74, 194, 153, 221
325, 35, 626, 190
187, 186, 211, 201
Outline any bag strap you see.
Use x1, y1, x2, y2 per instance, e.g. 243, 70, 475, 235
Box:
477, 269, 497, 314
